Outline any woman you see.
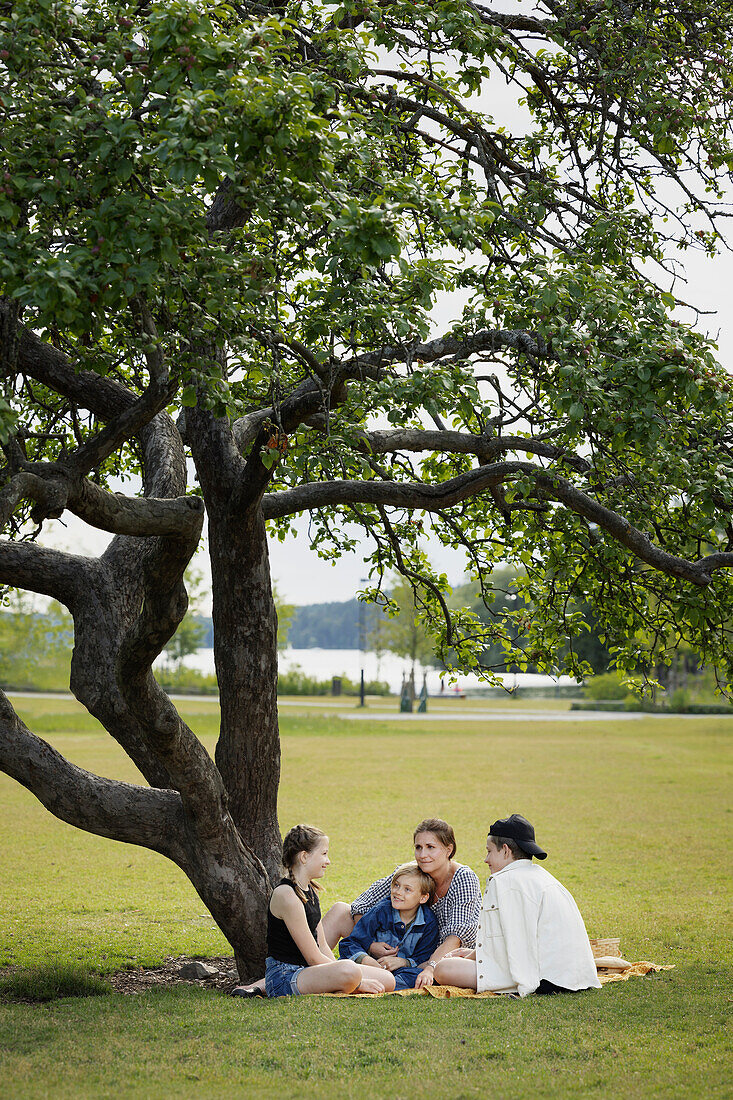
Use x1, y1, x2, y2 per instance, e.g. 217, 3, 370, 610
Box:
322, 817, 480, 988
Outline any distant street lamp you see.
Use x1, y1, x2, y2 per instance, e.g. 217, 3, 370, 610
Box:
358, 580, 367, 708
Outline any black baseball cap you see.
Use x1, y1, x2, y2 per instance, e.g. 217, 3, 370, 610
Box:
488, 814, 547, 859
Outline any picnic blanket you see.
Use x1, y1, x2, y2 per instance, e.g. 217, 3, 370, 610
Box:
324, 962, 673, 998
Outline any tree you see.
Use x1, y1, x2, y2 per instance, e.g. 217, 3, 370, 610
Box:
1, 0, 732, 976
0, 592, 73, 689
451, 569, 613, 674
370, 576, 437, 688
272, 583, 294, 651
162, 565, 208, 671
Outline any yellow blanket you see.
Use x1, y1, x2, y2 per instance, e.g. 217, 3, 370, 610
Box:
324, 962, 673, 998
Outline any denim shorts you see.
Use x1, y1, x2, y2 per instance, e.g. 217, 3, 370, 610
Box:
265, 957, 304, 998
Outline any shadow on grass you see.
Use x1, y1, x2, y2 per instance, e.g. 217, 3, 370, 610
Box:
0, 964, 112, 1003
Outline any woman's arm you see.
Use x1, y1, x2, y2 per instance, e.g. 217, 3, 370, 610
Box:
415, 868, 482, 987
439, 866, 482, 950
269, 887, 333, 967
414, 935, 462, 988
350, 873, 393, 916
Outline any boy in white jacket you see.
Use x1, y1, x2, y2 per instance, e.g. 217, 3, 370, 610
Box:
434, 814, 600, 997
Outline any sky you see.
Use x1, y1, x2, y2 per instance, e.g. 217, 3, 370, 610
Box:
30, 15, 733, 609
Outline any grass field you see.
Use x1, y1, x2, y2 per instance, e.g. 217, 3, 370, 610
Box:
0, 695, 731, 1098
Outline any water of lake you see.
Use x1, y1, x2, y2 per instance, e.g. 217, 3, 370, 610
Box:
183, 647, 574, 695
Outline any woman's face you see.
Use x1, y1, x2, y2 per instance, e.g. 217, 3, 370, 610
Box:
414, 831, 452, 878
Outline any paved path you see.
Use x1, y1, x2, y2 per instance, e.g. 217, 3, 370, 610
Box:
341, 708, 647, 722
8, 692, 727, 722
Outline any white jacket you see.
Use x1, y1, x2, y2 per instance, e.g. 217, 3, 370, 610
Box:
475, 860, 601, 997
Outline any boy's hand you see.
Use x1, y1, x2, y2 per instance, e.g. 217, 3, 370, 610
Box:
369, 942, 398, 959
445, 948, 474, 959
379, 956, 407, 971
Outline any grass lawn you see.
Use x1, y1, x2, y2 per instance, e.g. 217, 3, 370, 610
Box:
0, 696, 731, 1098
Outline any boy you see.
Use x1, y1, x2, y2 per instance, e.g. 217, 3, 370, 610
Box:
434, 814, 601, 996
338, 862, 440, 990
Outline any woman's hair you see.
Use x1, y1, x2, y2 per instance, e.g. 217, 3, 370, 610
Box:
392, 861, 436, 905
413, 818, 457, 860
488, 834, 532, 861
282, 824, 327, 898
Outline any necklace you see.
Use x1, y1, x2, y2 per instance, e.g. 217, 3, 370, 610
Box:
433, 863, 456, 900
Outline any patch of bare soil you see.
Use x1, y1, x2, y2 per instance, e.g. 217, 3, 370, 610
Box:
108, 956, 241, 996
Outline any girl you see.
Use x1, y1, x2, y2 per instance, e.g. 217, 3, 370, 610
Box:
263, 824, 393, 997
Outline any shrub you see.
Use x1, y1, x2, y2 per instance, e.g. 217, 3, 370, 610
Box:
156, 666, 218, 695
582, 671, 629, 700
670, 688, 691, 710
0, 964, 112, 1003
277, 665, 390, 696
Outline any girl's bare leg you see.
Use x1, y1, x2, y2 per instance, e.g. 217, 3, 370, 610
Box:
295, 960, 362, 995
321, 901, 357, 949
357, 964, 395, 992
234, 903, 359, 995
433, 957, 478, 989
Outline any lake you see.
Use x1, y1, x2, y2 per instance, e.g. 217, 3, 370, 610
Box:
182, 647, 575, 695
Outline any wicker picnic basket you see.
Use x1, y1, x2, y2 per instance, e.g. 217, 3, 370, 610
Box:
589, 937, 621, 958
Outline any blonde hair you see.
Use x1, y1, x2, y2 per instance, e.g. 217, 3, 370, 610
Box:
391, 861, 436, 905
281, 823, 326, 900
413, 818, 457, 860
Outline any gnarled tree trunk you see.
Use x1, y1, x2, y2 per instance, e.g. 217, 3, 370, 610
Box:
209, 502, 282, 881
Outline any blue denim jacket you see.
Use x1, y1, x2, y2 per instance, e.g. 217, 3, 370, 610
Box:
338, 898, 440, 989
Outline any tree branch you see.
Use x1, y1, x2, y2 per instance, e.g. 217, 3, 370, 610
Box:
10, 309, 138, 421
467, 2, 554, 34
64, 372, 177, 481
0, 465, 202, 538
0, 691, 187, 861
345, 329, 551, 372
0, 540, 96, 608
263, 463, 730, 587
69, 480, 203, 538
116, 527, 234, 838
354, 427, 589, 471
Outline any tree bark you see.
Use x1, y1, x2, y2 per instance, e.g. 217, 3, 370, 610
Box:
209, 502, 282, 883
0, 686, 271, 978
186, 404, 283, 885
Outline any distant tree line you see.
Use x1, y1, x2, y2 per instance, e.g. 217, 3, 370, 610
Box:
0, 581, 711, 691
283, 572, 615, 676
286, 599, 378, 650
0, 573, 675, 682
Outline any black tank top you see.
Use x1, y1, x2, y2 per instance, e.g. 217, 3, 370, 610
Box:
267, 878, 321, 966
